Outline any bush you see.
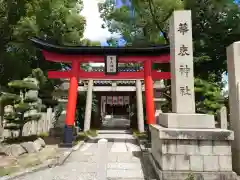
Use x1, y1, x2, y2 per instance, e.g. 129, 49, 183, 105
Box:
85, 129, 98, 137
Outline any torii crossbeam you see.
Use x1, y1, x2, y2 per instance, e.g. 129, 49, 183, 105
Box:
30, 37, 171, 146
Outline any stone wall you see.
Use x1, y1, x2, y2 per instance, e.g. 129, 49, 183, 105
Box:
150, 125, 234, 178
150, 124, 236, 180
151, 138, 232, 171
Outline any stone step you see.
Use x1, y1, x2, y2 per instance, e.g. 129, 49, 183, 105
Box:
107, 179, 145, 180
107, 169, 144, 179
107, 178, 145, 180
69, 154, 142, 163
98, 130, 131, 134
107, 162, 142, 170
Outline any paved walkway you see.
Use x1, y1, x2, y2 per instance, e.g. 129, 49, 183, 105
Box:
15, 131, 146, 180
15, 118, 155, 180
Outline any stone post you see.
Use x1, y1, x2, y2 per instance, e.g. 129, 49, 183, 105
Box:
227, 41, 240, 174
169, 11, 195, 114
158, 10, 215, 129
46, 108, 53, 131
84, 80, 93, 131
96, 139, 108, 180
219, 106, 227, 129
136, 80, 145, 132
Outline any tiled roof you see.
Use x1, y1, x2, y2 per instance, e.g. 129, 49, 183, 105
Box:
90, 66, 143, 72
57, 80, 144, 90
79, 80, 141, 85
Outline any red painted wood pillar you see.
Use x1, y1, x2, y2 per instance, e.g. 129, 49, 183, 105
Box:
144, 60, 155, 124
64, 60, 79, 146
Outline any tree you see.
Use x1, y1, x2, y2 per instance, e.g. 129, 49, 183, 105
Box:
194, 78, 224, 115
99, 0, 183, 46
185, 0, 240, 82
99, 0, 240, 82
0, 0, 90, 87
0, 77, 42, 137
99, 0, 239, 114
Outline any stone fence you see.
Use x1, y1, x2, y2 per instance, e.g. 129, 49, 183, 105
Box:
1, 108, 56, 138
216, 106, 228, 130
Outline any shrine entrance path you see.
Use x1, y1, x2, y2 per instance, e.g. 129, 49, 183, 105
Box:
16, 121, 156, 180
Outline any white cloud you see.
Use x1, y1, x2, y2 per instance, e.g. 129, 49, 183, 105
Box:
81, 0, 121, 67
81, 0, 120, 43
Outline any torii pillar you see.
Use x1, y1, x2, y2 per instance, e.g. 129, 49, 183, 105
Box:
64, 60, 79, 146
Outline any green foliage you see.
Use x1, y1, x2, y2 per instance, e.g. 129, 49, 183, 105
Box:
29, 68, 59, 108
75, 92, 98, 130
133, 131, 147, 140
185, 0, 240, 82
195, 78, 224, 115
185, 173, 195, 180
0, 75, 42, 137
13, 0, 85, 45
84, 129, 98, 137
99, 0, 183, 45
3, 135, 42, 144
99, 0, 240, 83
53, 103, 65, 128
75, 132, 86, 142
157, 78, 224, 114
8, 80, 39, 91
0, 0, 98, 88
0, 92, 21, 106
98, 0, 238, 114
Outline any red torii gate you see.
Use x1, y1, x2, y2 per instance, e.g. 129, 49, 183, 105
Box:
31, 37, 171, 145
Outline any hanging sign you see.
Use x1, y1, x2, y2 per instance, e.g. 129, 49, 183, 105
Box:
107, 96, 113, 105
105, 55, 118, 75
124, 96, 129, 105
112, 96, 118, 105
101, 96, 106, 103
101, 96, 106, 116
118, 96, 124, 105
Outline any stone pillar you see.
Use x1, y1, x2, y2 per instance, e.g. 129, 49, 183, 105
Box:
136, 80, 144, 132
84, 80, 93, 131
97, 139, 108, 180
46, 108, 53, 131
227, 41, 240, 174
219, 106, 227, 129
158, 10, 215, 129
169, 11, 195, 114
149, 10, 236, 180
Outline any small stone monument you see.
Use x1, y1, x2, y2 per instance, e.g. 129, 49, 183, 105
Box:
97, 139, 108, 180
149, 10, 236, 180
219, 106, 228, 129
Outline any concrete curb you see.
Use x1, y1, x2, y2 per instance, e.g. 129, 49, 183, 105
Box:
0, 140, 86, 180
136, 137, 149, 152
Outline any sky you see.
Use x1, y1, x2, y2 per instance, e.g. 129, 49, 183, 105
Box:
81, 0, 119, 66
81, 0, 120, 46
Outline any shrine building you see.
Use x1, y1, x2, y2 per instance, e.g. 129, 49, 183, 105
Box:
53, 70, 167, 131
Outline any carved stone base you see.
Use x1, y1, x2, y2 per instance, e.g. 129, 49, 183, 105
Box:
149, 125, 236, 180
158, 113, 215, 129
149, 153, 238, 180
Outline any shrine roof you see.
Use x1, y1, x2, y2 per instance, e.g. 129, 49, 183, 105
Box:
30, 37, 170, 56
